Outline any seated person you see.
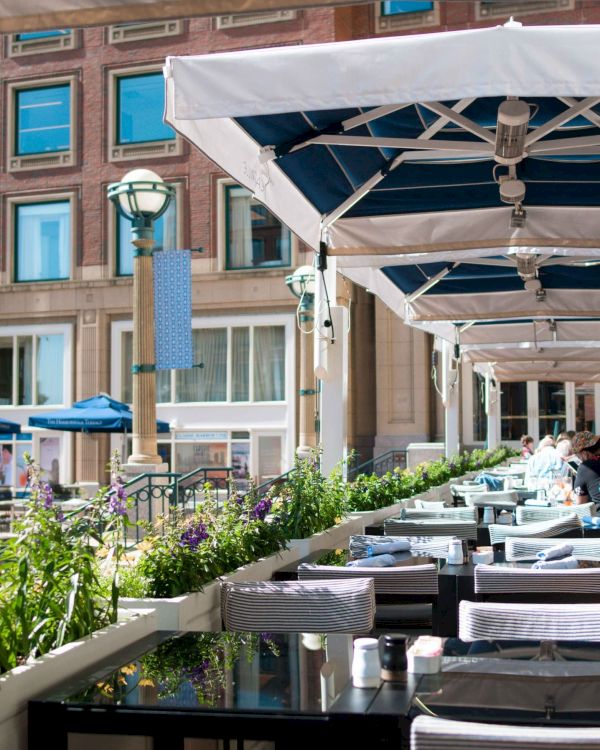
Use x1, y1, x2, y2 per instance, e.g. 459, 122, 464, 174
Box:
520, 435, 534, 460
572, 431, 600, 509
525, 435, 566, 484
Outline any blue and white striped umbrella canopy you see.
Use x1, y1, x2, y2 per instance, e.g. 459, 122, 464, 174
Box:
165, 23, 600, 324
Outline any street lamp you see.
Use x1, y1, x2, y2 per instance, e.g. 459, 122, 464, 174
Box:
107, 168, 175, 466
286, 265, 317, 458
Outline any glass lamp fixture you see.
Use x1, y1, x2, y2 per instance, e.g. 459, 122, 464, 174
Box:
108, 168, 174, 225
285, 264, 316, 299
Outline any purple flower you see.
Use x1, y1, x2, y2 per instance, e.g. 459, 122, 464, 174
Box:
250, 497, 272, 521
41, 482, 54, 509
108, 493, 127, 516
185, 659, 211, 687
421, 470, 429, 481
179, 521, 209, 551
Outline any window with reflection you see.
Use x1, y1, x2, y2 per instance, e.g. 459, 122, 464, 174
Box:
225, 185, 291, 270
380, 1, 433, 14
15, 201, 70, 282
117, 198, 177, 276
116, 72, 175, 145
500, 381, 528, 440
0, 333, 64, 406
538, 381, 565, 438
576, 387, 595, 433
16, 84, 70, 155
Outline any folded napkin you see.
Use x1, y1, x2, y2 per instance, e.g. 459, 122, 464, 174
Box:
475, 473, 504, 491
524, 498, 552, 507
536, 543, 574, 561
367, 540, 411, 556
531, 556, 579, 570
346, 554, 397, 568
583, 516, 600, 527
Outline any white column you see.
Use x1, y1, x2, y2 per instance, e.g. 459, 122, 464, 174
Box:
442, 339, 460, 456
319, 305, 348, 477
527, 380, 539, 444
485, 373, 500, 449
594, 384, 600, 434
565, 382, 576, 432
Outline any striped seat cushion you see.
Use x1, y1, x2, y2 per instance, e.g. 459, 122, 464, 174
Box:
384, 518, 477, 541
411, 715, 600, 749
221, 578, 375, 633
474, 564, 600, 594
402, 507, 478, 522
488, 513, 581, 546
450, 483, 487, 496
506, 537, 600, 562
297, 563, 438, 595
349, 534, 454, 559
516, 502, 595, 525
464, 490, 518, 509
459, 600, 600, 642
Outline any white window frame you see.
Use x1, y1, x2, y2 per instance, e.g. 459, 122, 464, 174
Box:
475, 0, 574, 20
108, 20, 184, 44
6, 192, 77, 284
107, 64, 182, 163
7, 74, 78, 172
8, 29, 76, 57
374, 1, 439, 33
215, 10, 296, 29
217, 178, 297, 272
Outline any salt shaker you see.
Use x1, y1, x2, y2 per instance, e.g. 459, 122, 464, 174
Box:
482, 506, 495, 524
352, 638, 380, 688
447, 538, 463, 565
379, 634, 407, 682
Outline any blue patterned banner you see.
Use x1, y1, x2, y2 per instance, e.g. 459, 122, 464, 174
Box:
153, 250, 193, 370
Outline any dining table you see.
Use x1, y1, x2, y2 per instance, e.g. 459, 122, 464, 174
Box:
28, 631, 600, 750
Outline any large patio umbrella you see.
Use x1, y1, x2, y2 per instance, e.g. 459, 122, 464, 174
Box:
28, 394, 170, 433
0, 418, 21, 435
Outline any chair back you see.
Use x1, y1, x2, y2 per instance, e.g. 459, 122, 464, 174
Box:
221, 578, 375, 633
384, 517, 477, 541
450, 483, 487, 496
411, 715, 600, 750
464, 490, 518, 509
459, 599, 600, 641
413, 498, 446, 510
402, 507, 478, 522
488, 513, 581, 546
474, 564, 600, 601
297, 562, 438, 596
349, 534, 454, 559
516, 502, 594, 525
505, 537, 600, 562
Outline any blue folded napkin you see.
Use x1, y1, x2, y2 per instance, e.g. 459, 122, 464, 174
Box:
475, 473, 504, 492
536, 543, 573, 561
346, 554, 397, 568
531, 556, 579, 570
583, 516, 600, 527
367, 540, 410, 556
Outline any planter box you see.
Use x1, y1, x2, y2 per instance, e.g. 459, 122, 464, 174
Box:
288, 515, 364, 557
0, 609, 156, 750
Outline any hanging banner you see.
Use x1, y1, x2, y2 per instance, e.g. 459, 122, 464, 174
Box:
153, 249, 193, 370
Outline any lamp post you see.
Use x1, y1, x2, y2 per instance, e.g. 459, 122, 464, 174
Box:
286, 265, 317, 458
107, 168, 175, 465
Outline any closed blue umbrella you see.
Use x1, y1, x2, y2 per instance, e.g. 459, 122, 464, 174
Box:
0, 418, 21, 434
28, 394, 170, 433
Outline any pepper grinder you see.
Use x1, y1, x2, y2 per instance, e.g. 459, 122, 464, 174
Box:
379, 634, 407, 682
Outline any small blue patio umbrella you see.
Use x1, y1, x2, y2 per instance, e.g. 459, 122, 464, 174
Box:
28, 394, 170, 433
0, 418, 21, 435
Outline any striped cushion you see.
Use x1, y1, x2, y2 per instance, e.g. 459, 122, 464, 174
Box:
459, 600, 600, 642
221, 578, 375, 633
464, 490, 518, 509
450, 483, 487, 496
349, 534, 454, 559
402, 507, 478, 522
488, 514, 581, 546
384, 518, 477, 541
297, 563, 438, 595
506, 537, 600, 562
516, 502, 595, 525
411, 715, 600, 750
474, 564, 600, 594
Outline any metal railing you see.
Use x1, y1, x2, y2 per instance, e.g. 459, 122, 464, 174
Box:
347, 449, 407, 481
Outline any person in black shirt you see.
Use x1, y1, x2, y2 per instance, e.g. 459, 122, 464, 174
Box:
572, 431, 600, 509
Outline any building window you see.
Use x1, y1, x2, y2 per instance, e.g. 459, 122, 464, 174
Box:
8, 29, 75, 56
109, 68, 181, 162
476, 0, 573, 20
538, 381, 566, 438
121, 324, 286, 404
225, 184, 291, 270
500, 381, 528, 441
8, 77, 76, 171
108, 20, 183, 43
14, 201, 71, 283
215, 10, 296, 29
0, 332, 65, 406
117, 197, 178, 276
374, 0, 439, 32
575, 386, 595, 433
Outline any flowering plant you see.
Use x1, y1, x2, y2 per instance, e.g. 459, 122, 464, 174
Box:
0, 451, 129, 673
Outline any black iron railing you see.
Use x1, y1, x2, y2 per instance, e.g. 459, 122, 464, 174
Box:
347, 449, 407, 481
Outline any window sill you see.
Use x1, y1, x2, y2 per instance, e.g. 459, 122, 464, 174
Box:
109, 138, 182, 162
8, 150, 75, 172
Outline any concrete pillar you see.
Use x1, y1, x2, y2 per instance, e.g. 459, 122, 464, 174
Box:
442, 339, 459, 457
297, 311, 317, 456
565, 381, 576, 432
320, 305, 348, 478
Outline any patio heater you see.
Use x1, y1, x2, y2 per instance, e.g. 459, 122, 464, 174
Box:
107, 168, 175, 466
286, 265, 317, 458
